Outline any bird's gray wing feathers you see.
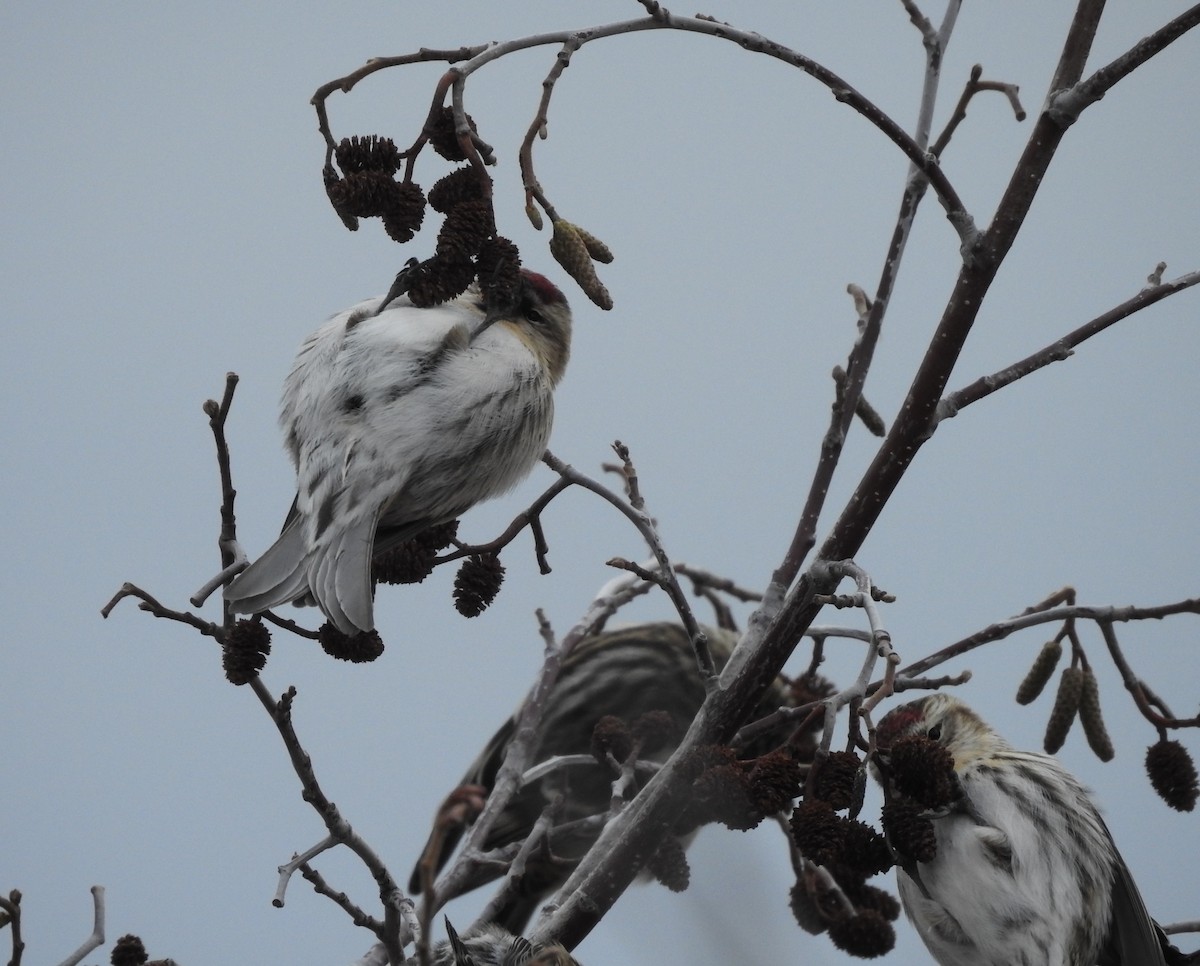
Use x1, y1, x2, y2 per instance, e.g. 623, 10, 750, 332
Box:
224, 516, 310, 614
1099, 850, 1168, 966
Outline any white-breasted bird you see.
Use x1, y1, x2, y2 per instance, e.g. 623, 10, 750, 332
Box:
875, 693, 1169, 966
224, 269, 571, 634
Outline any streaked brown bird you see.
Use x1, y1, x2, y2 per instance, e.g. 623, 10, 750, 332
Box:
411, 621, 794, 932
415, 919, 579, 966
875, 693, 1171, 966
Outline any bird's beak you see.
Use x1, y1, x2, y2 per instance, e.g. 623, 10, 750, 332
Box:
470, 306, 504, 343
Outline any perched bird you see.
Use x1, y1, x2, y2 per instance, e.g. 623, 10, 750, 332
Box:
417, 919, 578, 966
874, 693, 1168, 966
411, 622, 794, 933
224, 270, 571, 634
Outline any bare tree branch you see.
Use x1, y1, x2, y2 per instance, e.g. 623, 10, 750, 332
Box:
937, 268, 1200, 421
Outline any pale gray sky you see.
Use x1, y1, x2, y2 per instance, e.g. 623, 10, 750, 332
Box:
3, 3, 1198, 964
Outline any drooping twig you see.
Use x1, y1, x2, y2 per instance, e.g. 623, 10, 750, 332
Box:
518, 37, 583, 224
310, 47, 487, 166
315, 16, 974, 236
1096, 620, 1200, 730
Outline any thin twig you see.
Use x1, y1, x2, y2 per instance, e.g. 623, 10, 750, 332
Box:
544, 449, 715, 681
771, 2, 963, 588
315, 16, 973, 235
299, 863, 384, 933
248, 679, 410, 963
55, 886, 104, 966
274, 836, 338, 908
896, 597, 1200, 682
100, 583, 223, 641
931, 64, 1026, 158
937, 268, 1200, 421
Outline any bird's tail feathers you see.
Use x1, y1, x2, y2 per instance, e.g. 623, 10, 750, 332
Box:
224, 518, 312, 615
310, 512, 378, 635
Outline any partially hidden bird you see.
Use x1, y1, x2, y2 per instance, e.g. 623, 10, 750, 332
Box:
410, 622, 795, 933
417, 919, 578, 966
875, 693, 1170, 966
224, 269, 571, 635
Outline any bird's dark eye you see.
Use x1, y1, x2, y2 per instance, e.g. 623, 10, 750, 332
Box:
524, 306, 545, 324
928, 723, 943, 741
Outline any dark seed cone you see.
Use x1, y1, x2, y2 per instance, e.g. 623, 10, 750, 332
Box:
453, 553, 505, 617
880, 800, 937, 863
886, 736, 958, 808
406, 255, 477, 308
844, 881, 901, 922
381, 181, 426, 244
111, 934, 149, 966
815, 751, 864, 811
828, 910, 896, 959
374, 520, 460, 585
476, 236, 522, 308
1044, 666, 1084, 754
333, 170, 404, 219
840, 820, 893, 878
1078, 667, 1114, 762
683, 746, 758, 831
746, 748, 804, 816
335, 134, 402, 175
790, 799, 848, 867
318, 623, 385, 663
1146, 739, 1199, 811
222, 618, 271, 685
790, 880, 829, 935
427, 105, 478, 162
429, 166, 486, 213
646, 834, 690, 892
437, 199, 494, 262
1016, 639, 1063, 705
590, 715, 633, 764
630, 709, 677, 755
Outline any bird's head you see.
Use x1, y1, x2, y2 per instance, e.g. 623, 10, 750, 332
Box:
876, 693, 1005, 773
476, 269, 572, 386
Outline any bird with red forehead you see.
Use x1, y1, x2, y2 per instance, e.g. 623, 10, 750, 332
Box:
225, 268, 571, 635
874, 693, 1169, 966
